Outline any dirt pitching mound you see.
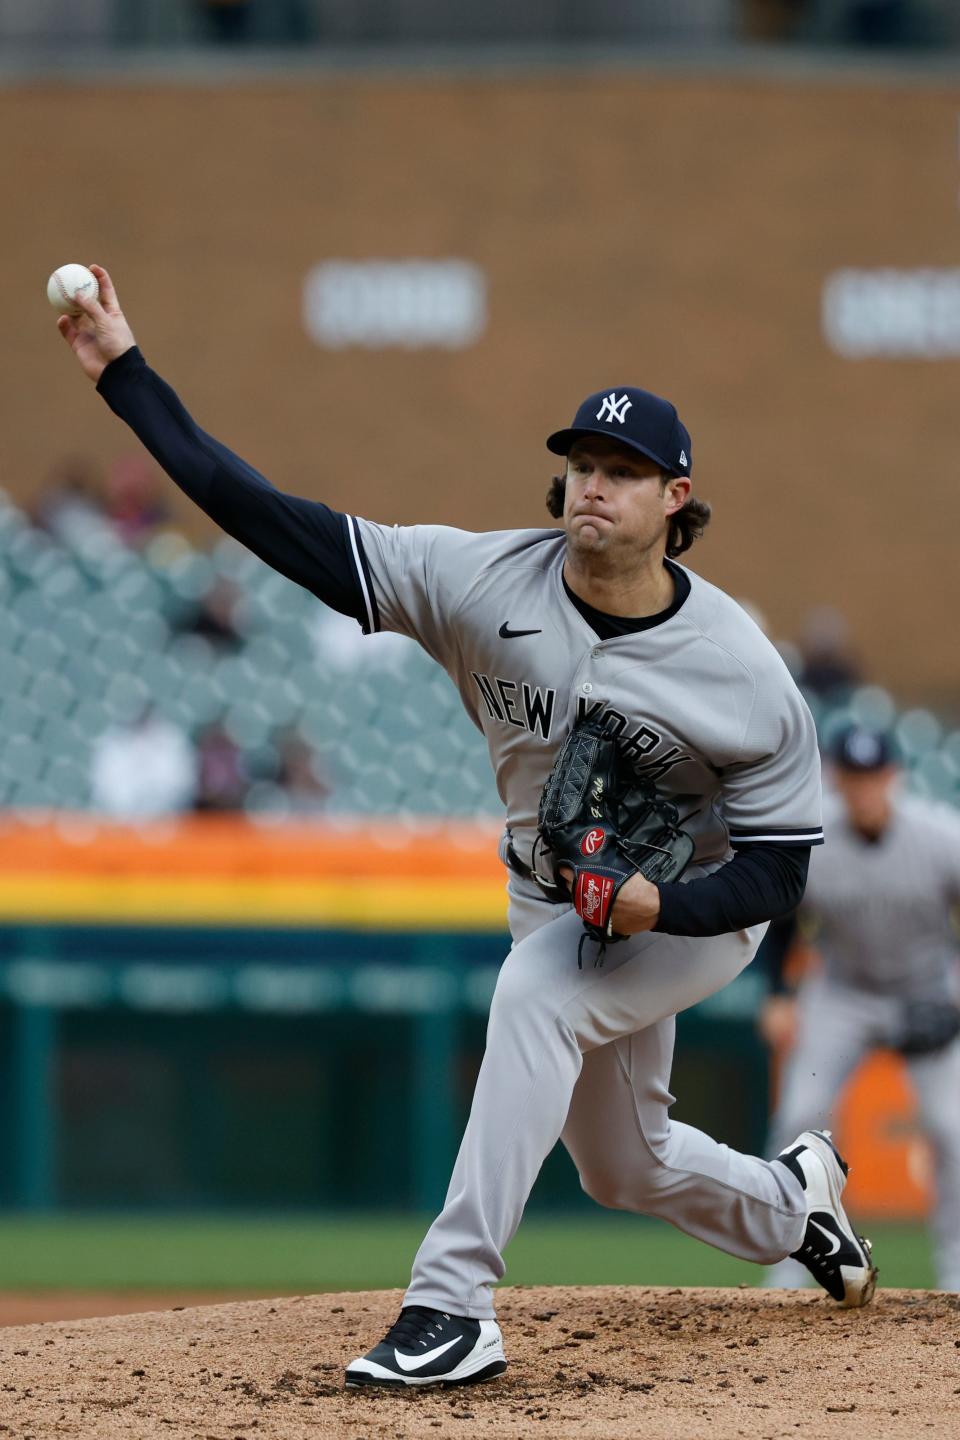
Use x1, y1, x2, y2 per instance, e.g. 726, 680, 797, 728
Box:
0, 1285, 957, 1439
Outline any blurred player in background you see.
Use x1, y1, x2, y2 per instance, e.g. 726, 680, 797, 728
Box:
761, 724, 960, 1291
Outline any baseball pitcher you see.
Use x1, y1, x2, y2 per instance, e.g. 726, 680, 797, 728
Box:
57, 266, 878, 1390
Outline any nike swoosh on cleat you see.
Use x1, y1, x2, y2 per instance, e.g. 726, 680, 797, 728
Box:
392, 1336, 462, 1372
809, 1218, 843, 1256
498, 623, 542, 639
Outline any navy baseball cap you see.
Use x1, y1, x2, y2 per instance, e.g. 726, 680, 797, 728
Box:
546, 386, 692, 478
829, 724, 899, 772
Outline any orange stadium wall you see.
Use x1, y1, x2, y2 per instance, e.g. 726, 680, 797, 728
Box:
837, 1052, 933, 1220
3, 71, 959, 703
0, 814, 509, 928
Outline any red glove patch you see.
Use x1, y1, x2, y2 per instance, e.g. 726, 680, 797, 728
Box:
574, 871, 615, 931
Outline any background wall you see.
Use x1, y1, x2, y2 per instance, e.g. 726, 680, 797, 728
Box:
4, 71, 958, 701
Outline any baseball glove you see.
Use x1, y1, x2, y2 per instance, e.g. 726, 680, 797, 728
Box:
535, 714, 695, 960
894, 999, 960, 1057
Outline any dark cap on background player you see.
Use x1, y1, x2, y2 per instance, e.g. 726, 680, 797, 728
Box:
546, 386, 692, 479
828, 724, 899, 772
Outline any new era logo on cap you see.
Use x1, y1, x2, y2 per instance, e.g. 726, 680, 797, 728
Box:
546, 385, 693, 478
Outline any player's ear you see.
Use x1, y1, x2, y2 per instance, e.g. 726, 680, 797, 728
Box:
664, 477, 691, 515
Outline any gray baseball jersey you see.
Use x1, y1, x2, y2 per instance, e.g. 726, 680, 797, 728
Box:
350, 520, 823, 870
803, 791, 960, 998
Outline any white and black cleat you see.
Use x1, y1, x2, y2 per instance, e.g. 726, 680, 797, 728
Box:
344, 1305, 507, 1389
776, 1128, 878, 1308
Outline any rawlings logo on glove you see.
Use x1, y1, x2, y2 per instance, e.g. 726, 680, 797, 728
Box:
536, 714, 695, 956
576, 871, 614, 926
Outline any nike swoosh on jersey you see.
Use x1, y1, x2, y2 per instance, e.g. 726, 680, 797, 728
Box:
499, 622, 542, 638
809, 1217, 843, 1256
392, 1335, 462, 1372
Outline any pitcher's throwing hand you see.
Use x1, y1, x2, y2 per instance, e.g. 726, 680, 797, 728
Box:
56, 264, 136, 384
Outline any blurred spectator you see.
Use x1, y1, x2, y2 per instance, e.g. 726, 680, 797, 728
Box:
742, 0, 938, 46
182, 576, 246, 649
105, 454, 171, 548
196, 0, 253, 42
843, 0, 929, 45
740, 0, 810, 41
796, 605, 861, 701
32, 455, 106, 540
276, 731, 331, 813
194, 724, 251, 812
91, 706, 196, 819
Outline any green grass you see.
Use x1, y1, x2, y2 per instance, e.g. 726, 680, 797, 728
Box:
0, 1214, 935, 1292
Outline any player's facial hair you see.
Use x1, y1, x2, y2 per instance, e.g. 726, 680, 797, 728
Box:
565, 523, 664, 580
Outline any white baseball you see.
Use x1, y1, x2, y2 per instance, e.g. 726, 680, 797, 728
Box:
47, 264, 99, 317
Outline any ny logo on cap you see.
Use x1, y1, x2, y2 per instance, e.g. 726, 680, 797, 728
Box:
847, 731, 882, 767
596, 392, 633, 425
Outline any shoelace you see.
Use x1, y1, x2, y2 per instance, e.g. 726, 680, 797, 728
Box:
797, 1227, 872, 1277
381, 1306, 451, 1350
797, 1239, 839, 1277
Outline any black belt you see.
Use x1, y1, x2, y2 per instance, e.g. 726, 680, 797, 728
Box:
506, 842, 564, 901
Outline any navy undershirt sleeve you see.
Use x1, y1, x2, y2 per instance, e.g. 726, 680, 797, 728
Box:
97, 347, 366, 623
653, 844, 809, 938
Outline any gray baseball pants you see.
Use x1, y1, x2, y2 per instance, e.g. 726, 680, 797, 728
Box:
767, 974, 960, 1292
404, 877, 808, 1319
